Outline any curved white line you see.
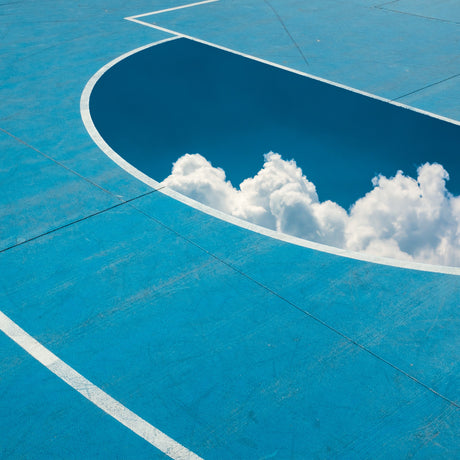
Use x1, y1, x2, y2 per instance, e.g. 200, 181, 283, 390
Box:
0, 310, 202, 460
80, 38, 460, 276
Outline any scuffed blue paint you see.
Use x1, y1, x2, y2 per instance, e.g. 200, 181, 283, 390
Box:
0, 1, 459, 458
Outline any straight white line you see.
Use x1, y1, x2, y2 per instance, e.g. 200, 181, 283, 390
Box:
0, 310, 202, 460
127, 0, 219, 20
124, 9, 460, 127
125, 17, 187, 37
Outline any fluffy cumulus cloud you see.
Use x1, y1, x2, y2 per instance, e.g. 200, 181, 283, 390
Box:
162, 152, 460, 267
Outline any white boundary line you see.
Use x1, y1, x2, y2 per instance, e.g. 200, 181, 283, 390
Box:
124, 4, 460, 127
80, 38, 460, 276
129, 0, 219, 19
0, 310, 202, 460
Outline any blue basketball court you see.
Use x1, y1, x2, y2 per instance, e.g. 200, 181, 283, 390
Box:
1, 1, 459, 458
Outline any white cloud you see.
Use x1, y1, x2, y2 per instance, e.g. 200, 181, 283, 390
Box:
161, 152, 460, 267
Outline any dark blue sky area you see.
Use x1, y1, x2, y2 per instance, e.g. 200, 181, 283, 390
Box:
91, 38, 460, 209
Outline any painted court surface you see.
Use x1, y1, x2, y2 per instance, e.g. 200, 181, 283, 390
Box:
1, 1, 459, 458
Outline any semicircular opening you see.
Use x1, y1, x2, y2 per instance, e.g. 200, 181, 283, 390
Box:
86, 37, 460, 270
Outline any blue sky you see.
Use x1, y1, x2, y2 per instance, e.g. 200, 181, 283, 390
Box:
90, 38, 460, 209
163, 151, 460, 267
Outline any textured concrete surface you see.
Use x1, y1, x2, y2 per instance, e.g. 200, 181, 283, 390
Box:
1, 1, 459, 458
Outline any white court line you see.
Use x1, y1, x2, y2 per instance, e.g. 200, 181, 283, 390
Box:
124, 3, 460, 127
82, 6, 460, 275
129, 0, 219, 19
81, 36, 180, 195
81, 37, 460, 276
0, 310, 202, 460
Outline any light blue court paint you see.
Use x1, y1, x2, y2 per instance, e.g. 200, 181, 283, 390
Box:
377, 0, 460, 23
1, 1, 459, 459
0, 333, 166, 459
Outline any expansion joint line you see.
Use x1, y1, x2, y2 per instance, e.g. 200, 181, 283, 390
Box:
374, 2, 460, 25
373, 0, 400, 8
0, 126, 167, 255
128, 202, 459, 410
263, 0, 309, 67
0, 189, 161, 254
0, 126, 118, 197
393, 73, 460, 101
